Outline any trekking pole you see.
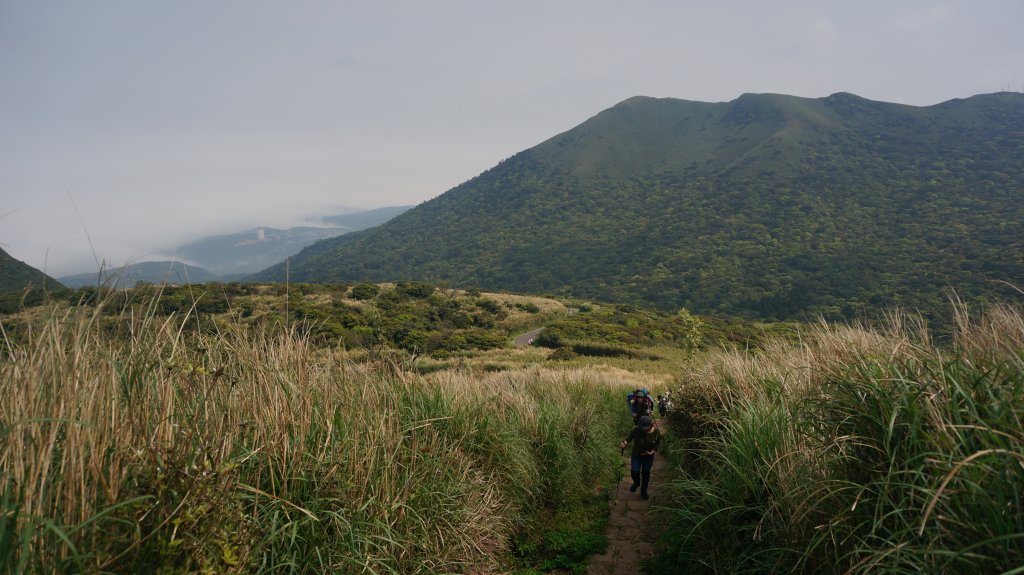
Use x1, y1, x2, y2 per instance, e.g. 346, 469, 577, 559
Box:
615, 442, 626, 497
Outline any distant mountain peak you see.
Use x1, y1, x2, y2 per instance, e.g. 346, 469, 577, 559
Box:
614, 95, 661, 106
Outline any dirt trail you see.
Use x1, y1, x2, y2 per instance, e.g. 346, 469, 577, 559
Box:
587, 434, 672, 574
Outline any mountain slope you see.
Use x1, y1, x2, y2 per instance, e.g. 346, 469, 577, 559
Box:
320, 205, 412, 229
59, 261, 216, 288
174, 226, 349, 277
174, 206, 412, 277
250, 92, 1024, 321
0, 247, 64, 291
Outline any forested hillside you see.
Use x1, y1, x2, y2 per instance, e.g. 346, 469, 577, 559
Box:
0, 246, 63, 292
251, 92, 1024, 322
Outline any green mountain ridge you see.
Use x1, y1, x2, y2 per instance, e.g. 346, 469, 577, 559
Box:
0, 247, 64, 292
249, 92, 1024, 322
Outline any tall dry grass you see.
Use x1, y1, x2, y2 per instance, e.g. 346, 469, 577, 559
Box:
0, 294, 632, 574
658, 303, 1024, 574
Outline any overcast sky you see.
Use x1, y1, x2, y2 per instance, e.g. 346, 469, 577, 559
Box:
2, 1, 1022, 276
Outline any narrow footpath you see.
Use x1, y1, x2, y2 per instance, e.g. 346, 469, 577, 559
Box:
587, 429, 672, 574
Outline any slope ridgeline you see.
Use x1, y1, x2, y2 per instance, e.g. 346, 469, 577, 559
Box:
0, 247, 64, 292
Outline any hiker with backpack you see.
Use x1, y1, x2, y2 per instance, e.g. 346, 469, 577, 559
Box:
657, 394, 668, 418
629, 388, 653, 425
627, 388, 640, 415
619, 415, 662, 500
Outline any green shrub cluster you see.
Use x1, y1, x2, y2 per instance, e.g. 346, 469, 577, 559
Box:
4, 282, 541, 356
535, 304, 702, 353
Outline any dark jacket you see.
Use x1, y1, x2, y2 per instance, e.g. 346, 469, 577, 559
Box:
624, 424, 661, 457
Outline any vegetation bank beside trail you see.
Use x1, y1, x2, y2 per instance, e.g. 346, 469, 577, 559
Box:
12, 280, 1022, 573
0, 294, 651, 574
655, 303, 1024, 574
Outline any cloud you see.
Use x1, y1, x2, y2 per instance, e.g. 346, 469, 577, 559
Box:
808, 16, 839, 51
893, 4, 956, 32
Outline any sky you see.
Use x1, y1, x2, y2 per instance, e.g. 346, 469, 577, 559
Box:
2, 1, 1022, 277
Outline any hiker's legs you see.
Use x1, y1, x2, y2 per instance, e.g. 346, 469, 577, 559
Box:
639, 454, 655, 496
629, 454, 641, 489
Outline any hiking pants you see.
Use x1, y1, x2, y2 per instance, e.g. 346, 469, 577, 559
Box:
630, 454, 655, 495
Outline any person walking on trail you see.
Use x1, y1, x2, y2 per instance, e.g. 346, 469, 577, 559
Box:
619, 415, 662, 500
629, 388, 653, 425
657, 394, 668, 418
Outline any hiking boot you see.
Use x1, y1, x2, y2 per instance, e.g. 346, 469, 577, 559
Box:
629, 483, 639, 492
641, 492, 650, 500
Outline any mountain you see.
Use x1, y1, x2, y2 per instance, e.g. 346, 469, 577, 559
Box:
320, 205, 415, 229
174, 226, 348, 278
58, 261, 217, 289
173, 206, 412, 277
0, 247, 64, 292
249, 92, 1024, 322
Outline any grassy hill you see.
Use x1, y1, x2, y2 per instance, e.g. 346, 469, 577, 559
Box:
0, 246, 63, 292
249, 92, 1024, 324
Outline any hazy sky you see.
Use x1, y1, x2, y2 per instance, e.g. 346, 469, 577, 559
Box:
2, 1, 1022, 276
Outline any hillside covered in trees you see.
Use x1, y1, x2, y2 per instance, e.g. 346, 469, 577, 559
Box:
0, 246, 63, 292
251, 92, 1024, 323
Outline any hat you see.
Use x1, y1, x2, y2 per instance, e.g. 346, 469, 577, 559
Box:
639, 415, 653, 430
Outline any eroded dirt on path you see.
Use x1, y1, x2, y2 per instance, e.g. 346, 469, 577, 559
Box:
587, 447, 671, 574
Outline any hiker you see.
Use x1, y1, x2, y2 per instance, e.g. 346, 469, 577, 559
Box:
657, 394, 668, 418
630, 388, 653, 424
619, 415, 661, 500
627, 388, 640, 416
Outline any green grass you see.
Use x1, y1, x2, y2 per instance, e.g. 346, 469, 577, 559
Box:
0, 293, 632, 573
653, 304, 1024, 574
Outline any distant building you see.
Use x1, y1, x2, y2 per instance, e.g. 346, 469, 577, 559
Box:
257, 228, 266, 241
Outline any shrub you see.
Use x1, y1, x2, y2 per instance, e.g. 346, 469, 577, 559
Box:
547, 347, 578, 361
396, 281, 435, 298
514, 302, 541, 313
476, 298, 503, 314
350, 283, 380, 300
